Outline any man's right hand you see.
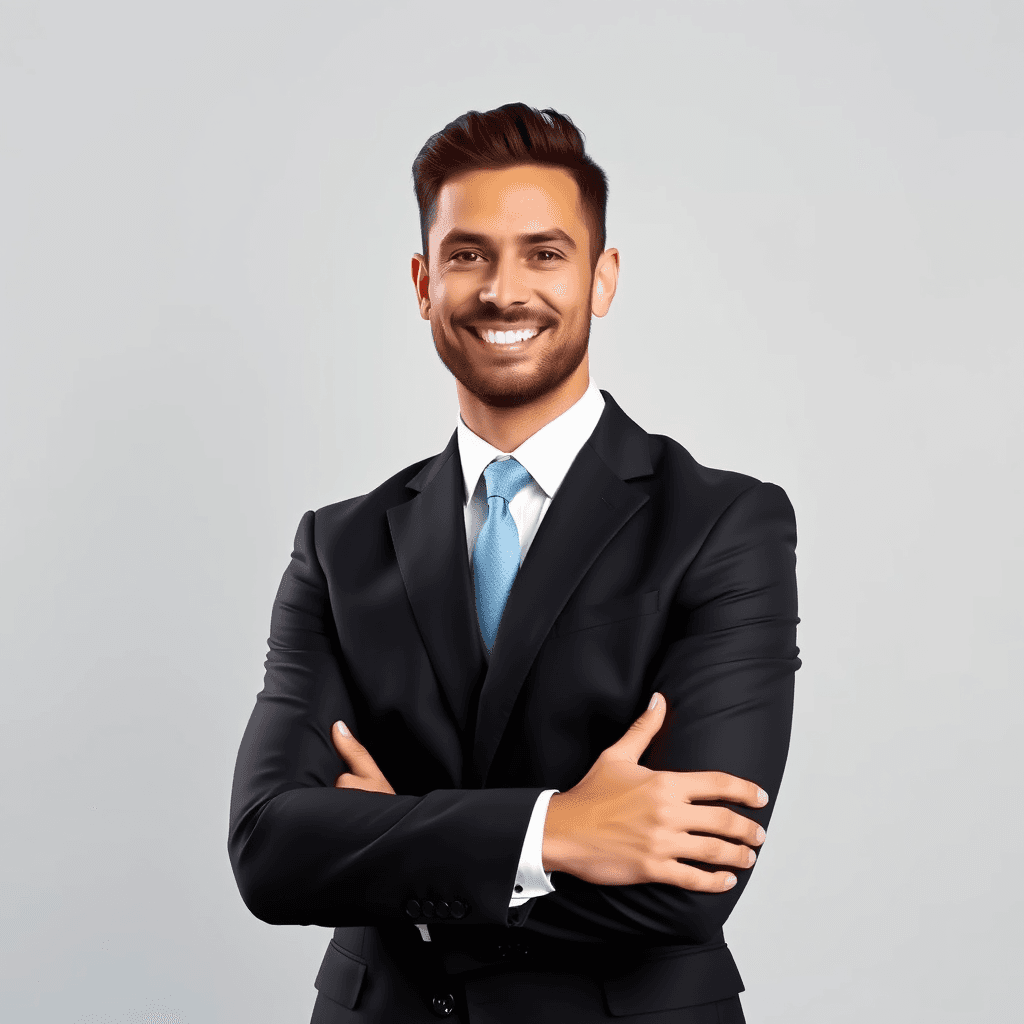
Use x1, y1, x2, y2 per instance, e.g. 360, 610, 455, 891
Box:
541, 693, 768, 892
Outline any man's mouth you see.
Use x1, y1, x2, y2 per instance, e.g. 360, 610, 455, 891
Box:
473, 326, 544, 346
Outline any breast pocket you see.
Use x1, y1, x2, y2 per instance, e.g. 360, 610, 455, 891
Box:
552, 590, 660, 638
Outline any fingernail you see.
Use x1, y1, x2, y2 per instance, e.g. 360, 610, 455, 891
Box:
757, 788, 769, 806
335, 720, 350, 737
755, 826, 766, 844
746, 849, 757, 866
648, 693, 660, 711
723, 874, 737, 889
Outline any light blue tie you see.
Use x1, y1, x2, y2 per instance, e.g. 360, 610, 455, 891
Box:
473, 457, 533, 653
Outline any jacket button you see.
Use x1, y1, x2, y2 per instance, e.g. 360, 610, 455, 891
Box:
405, 899, 421, 918
449, 900, 467, 919
431, 992, 455, 1017
420, 899, 435, 918
435, 900, 450, 919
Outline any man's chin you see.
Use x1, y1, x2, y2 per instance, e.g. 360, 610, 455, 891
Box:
455, 364, 586, 409
462, 382, 547, 409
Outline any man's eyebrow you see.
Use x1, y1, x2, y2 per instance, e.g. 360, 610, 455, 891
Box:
437, 231, 491, 250
438, 228, 578, 251
521, 229, 577, 251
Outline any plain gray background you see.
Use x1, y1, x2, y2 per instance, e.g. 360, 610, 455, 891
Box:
2, 2, 1021, 1021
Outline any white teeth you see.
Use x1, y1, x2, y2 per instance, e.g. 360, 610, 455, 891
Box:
480, 328, 539, 345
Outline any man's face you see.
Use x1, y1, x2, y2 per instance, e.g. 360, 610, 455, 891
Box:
412, 164, 610, 409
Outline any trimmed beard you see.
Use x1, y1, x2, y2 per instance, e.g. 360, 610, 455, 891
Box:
430, 316, 591, 410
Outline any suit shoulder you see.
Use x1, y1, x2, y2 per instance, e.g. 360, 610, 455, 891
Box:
648, 432, 794, 519
310, 452, 437, 533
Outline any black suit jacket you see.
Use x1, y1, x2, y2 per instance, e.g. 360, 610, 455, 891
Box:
228, 391, 800, 1022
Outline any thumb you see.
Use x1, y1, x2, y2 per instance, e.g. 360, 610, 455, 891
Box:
606, 692, 667, 764
332, 720, 387, 783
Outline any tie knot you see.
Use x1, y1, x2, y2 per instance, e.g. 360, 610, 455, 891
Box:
483, 457, 532, 503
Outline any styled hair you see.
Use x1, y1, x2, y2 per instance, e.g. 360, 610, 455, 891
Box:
412, 102, 608, 267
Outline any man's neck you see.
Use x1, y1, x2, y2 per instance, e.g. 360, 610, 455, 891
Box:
456, 360, 590, 452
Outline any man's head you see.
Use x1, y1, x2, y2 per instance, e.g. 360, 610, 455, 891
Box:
413, 104, 608, 270
410, 103, 619, 412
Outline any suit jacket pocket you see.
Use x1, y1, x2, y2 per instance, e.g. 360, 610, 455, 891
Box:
601, 942, 743, 1016
552, 590, 660, 638
314, 939, 367, 1010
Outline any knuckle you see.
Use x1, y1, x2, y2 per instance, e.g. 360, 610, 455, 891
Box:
731, 845, 752, 868
725, 809, 750, 837
653, 773, 676, 800
650, 804, 670, 829
639, 856, 660, 881
696, 836, 721, 862
727, 842, 750, 867
711, 807, 734, 833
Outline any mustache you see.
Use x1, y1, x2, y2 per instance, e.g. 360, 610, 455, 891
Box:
457, 310, 556, 329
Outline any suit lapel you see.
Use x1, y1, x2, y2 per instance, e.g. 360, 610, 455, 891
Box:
387, 433, 486, 733
472, 392, 654, 785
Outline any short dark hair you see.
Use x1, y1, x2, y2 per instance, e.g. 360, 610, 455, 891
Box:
412, 102, 608, 267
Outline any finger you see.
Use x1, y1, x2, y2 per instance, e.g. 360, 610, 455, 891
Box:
685, 805, 767, 848
680, 770, 769, 810
672, 834, 758, 871
335, 772, 392, 794
332, 721, 389, 785
651, 860, 739, 893
606, 692, 667, 764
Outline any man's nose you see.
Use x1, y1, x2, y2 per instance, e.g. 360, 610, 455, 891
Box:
479, 258, 530, 308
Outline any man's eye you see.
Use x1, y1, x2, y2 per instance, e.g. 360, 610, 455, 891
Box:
536, 250, 562, 261
452, 252, 482, 262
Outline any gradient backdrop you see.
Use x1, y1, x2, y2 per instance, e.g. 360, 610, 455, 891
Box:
2, 2, 1021, 1021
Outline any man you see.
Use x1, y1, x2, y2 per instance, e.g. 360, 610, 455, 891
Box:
229, 103, 799, 1023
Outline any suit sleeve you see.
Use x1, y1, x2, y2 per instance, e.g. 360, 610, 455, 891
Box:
227, 511, 545, 929
534, 481, 799, 944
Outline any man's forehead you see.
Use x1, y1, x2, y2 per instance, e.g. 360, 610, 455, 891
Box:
431, 165, 586, 239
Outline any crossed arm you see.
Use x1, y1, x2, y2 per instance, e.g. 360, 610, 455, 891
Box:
229, 481, 797, 941
331, 695, 769, 895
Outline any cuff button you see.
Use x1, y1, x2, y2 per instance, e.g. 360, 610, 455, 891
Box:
405, 899, 421, 918
431, 992, 455, 1017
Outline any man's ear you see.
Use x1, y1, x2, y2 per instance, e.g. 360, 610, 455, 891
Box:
411, 254, 431, 320
591, 248, 620, 318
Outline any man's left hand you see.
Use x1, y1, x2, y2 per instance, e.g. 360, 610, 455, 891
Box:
331, 720, 396, 794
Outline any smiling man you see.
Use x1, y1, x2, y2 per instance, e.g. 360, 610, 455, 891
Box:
229, 104, 800, 1024
416, 160, 615, 440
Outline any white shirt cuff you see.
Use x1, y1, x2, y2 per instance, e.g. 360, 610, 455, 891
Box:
509, 789, 559, 907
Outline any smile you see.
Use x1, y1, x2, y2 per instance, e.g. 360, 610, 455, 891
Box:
474, 327, 543, 346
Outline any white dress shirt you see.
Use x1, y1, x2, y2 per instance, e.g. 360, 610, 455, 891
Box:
456, 379, 606, 909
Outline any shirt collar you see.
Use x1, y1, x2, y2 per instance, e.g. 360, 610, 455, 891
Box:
456, 379, 606, 504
